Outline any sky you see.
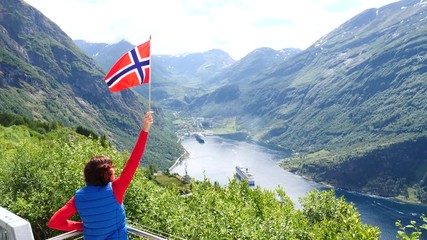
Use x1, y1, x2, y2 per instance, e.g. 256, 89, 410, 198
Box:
24, 0, 399, 60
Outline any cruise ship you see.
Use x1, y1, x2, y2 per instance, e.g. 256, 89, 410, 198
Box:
235, 166, 255, 186
194, 133, 205, 143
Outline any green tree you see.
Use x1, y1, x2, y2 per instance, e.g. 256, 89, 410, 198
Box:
396, 215, 427, 240
148, 164, 159, 175
301, 190, 381, 239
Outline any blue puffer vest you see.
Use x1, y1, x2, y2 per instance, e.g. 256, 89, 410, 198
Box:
74, 182, 128, 240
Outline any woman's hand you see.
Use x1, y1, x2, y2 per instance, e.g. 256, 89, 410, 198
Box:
142, 111, 154, 132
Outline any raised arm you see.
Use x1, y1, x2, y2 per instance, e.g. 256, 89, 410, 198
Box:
113, 111, 153, 203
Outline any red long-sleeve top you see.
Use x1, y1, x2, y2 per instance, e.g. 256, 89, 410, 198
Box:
48, 130, 149, 231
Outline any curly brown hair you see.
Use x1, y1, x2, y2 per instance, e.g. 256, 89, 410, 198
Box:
84, 156, 115, 186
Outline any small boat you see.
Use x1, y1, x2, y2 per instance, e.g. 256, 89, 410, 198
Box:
194, 133, 205, 144
235, 166, 255, 186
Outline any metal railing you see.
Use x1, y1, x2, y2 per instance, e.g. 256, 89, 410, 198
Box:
46, 225, 168, 240
127, 226, 168, 240
45, 230, 82, 240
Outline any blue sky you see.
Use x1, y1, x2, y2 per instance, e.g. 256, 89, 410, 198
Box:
25, 0, 398, 60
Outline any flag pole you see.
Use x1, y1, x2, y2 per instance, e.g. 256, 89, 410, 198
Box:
148, 35, 152, 112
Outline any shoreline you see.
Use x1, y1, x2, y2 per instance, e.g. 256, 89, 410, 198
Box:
169, 135, 191, 171
297, 172, 427, 207
169, 150, 189, 171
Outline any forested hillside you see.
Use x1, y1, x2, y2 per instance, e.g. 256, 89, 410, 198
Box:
0, 0, 183, 169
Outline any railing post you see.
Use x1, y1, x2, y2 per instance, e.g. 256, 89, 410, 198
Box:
0, 207, 35, 240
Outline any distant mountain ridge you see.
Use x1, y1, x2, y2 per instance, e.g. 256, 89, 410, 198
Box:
156, 49, 235, 83
76, 39, 236, 84
76, 40, 301, 111
0, 0, 182, 169
74, 39, 135, 72
202, 47, 302, 87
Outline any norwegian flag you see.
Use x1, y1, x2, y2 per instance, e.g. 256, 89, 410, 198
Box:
104, 40, 150, 92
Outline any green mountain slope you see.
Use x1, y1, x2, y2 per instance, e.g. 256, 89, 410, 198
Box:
0, 0, 183, 169
237, 0, 427, 151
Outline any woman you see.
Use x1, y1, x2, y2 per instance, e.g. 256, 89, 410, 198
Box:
48, 111, 154, 239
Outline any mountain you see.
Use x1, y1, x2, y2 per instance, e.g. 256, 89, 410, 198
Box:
0, 0, 183, 169
204, 47, 302, 86
185, 47, 302, 116
243, 0, 427, 151
186, 0, 427, 198
74, 39, 135, 72
154, 49, 235, 85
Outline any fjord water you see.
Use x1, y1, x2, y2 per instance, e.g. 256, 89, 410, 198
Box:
171, 136, 427, 240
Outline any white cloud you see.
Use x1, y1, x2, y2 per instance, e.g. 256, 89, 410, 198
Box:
24, 0, 398, 60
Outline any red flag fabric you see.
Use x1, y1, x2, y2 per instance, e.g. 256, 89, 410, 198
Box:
104, 40, 150, 92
